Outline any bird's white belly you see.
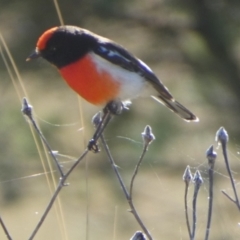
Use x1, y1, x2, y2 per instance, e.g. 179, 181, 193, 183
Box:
89, 52, 153, 101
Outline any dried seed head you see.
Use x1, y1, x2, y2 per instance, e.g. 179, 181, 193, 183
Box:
206, 145, 217, 165
215, 127, 229, 145
193, 170, 203, 186
130, 231, 147, 240
141, 125, 155, 145
92, 112, 102, 128
183, 165, 192, 183
21, 97, 33, 117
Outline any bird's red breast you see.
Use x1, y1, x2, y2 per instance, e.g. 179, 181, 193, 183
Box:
59, 54, 121, 105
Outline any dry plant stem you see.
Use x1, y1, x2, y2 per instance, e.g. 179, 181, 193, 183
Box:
100, 135, 153, 240
21, 98, 91, 239
205, 146, 217, 240
30, 115, 64, 177
22, 98, 64, 177
184, 182, 191, 239
129, 143, 148, 197
88, 100, 123, 152
88, 110, 112, 152
205, 164, 214, 240
221, 190, 236, 203
191, 188, 199, 240
0, 216, 12, 240
221, 141, 240, 209
182, 166, 192, 240
92, 110, 111, 141
191, 171, 203, 240
28, 149, 89, 240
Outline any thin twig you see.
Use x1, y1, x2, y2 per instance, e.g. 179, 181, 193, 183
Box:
129, 143, 148, 197
130, 126, 155, 198
221, 141, 240, 209
21, 98, 92, 239
183, 166, 192, 239
205, 146, 217, 240
100, 134, 153, 240
184, 182, 191, 239
0, 215, 12, 240
22, 98, 64, 177
28, 148, 88, 240
191, 170, 203, 240
88, 110, 112, 152
100, 135, 130, 202
221, 190, 236, 203
216, 127, 240, 210
88, 100, 124, 152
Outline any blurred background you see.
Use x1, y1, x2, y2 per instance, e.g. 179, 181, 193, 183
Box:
1, 0, 240, 239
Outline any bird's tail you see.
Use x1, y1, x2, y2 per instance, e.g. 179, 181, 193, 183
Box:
152, 96, 199, 122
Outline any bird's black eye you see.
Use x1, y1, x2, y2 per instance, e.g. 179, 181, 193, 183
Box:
49, 46, 57, 52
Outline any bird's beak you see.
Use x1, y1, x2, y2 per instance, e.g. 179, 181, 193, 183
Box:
26, 48, 41, 61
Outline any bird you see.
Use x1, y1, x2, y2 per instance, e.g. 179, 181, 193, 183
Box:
27, 25, 198, 122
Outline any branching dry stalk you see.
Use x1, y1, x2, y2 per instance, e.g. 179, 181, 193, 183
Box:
216, 127, 240, 210
22, 98, 64, 177
22, 97, 151, 240
21, 98, 90, 239
182, 165, 192, 239
98, 123, 154, 240
205, 145, 217, 240
28, 149, 89, 240
130, 126, 155, 197
21, 97, 154, 239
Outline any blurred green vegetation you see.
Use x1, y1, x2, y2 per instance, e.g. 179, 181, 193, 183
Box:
1, 0, 240, 239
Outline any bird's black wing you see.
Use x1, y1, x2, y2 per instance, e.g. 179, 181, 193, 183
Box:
93, 40, 198, 122
93, 41, 173, 100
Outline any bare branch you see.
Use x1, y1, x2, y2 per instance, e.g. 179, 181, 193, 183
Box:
191, 170, 203, 240
100, 133, 153, 240
205, 145, 217, 240
0, 215, 12, 240
183, 165, 192, 239
216, 127, 240, 210
22, 98, 64, 177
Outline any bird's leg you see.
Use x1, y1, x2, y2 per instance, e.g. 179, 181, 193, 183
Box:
104, 99, 124, 115
88, 100, 124, 152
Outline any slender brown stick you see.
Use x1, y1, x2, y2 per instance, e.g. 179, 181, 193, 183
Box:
21, 98, 92, 239
129, 143, 148, 197
0, 215, 12, 240
88, 100, 124, 152
100, 126, 154, 240
191, 170, 203, 240
183, 166, 192, 239
88, 110, 112, 152
205, 145, 217, 240
216, 127, 240, 210
28, 149, 88, 240
22, 98, 64, 177
130, 126, 155, 198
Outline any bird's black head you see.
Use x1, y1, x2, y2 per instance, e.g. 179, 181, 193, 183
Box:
32, 26, 98, 68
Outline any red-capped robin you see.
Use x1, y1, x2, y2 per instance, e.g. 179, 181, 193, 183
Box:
27, 25, 198, 122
